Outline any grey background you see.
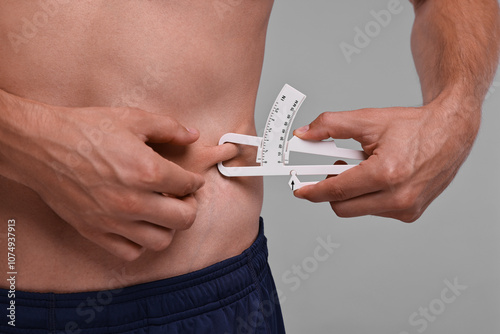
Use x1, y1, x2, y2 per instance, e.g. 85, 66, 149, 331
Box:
255, 1, 500, 333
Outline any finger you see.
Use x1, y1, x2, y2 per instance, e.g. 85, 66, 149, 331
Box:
294, 157, 383, 202
328, 191, 391, 218
200, 142, 239, 164
374, 193, 434, 223
107, 220, 175, 252
375, 207, 425, 223
194, 143, 240, 173
330, 175, 439, 221
93, 233, 146, 262
293, 110, 371, 141
328, 187, 427, 221
215, 143, 239, 163
143, 155, 205, 196
375, 211, 417, 223
127, 192, 199, 230
133, 111, 200, 145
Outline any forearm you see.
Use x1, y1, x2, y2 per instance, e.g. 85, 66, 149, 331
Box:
410, 0, 500, 108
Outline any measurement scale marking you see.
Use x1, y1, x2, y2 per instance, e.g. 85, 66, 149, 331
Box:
258, 84, 306, 166
217, 84, 365, 190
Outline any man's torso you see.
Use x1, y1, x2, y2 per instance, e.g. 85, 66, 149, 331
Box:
0, 0, 273, 292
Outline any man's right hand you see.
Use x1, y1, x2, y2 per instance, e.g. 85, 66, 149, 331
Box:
0, 90, 208, 261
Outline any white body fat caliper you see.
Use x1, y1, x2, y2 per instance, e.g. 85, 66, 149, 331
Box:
217, 84, 366, 190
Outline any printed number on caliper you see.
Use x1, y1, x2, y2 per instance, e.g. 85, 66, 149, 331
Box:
217, 84, 366, 190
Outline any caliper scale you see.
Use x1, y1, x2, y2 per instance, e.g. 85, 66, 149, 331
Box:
217, 84, 366, 190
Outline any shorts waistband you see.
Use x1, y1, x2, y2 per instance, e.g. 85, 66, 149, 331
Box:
0, 218, 268, 332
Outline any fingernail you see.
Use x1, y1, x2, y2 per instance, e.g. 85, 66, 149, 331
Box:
186, 127, 198, 135
294, 125, 309, 136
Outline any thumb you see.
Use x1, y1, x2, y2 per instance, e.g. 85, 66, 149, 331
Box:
138, 113, 200, 145
293, 110, 367, 141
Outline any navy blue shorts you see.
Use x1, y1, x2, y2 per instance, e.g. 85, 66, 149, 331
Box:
0, 218, 285, 334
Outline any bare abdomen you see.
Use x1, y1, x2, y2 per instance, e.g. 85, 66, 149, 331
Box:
0, 0, 271, 292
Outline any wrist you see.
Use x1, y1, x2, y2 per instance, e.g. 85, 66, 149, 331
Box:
0, 89, 54, 185
0, 89, 35, 135
429, 85, 482, 130
423, 86, 482, 154
0, 90, 25, 182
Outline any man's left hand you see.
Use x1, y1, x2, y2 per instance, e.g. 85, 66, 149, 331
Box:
293, 102, 479, 222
